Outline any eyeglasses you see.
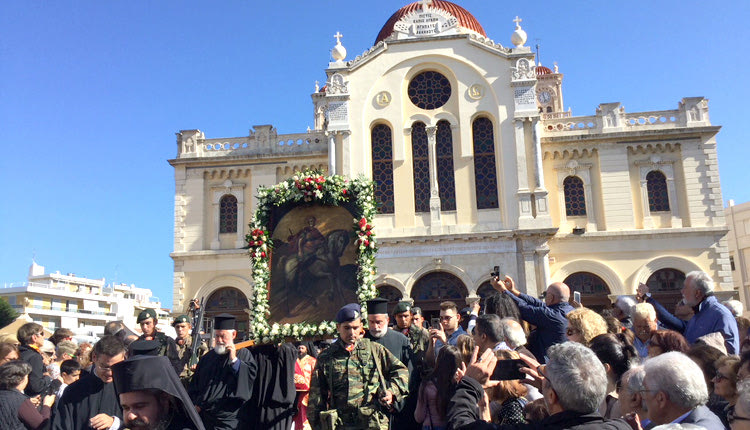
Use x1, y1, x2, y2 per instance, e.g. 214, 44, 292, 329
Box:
713, 373, 731, 382
727, 409, 750, 423
566, 329, 580, 336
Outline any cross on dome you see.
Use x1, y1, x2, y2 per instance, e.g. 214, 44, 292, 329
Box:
333, 31, 343, 45
513, 16, 522, 29
419, 0, 433, 8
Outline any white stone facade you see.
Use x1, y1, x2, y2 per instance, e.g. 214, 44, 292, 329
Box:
170, 1, 733, 318
727, 200, 750, 308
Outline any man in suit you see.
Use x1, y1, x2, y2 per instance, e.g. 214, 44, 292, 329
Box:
642, 351, 725, 430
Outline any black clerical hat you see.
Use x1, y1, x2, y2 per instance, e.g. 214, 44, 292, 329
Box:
113, 355, 205, 430
366, 298, 389, 315
214, 313, 236, 330
128, 339, 160, 356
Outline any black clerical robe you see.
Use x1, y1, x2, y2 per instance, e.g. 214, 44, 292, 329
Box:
50, 371, 122, 430
366, 328, 410, 368
188, 348, 256, 430
239, 343, 297, 430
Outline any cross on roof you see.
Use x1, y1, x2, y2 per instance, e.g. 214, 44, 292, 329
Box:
334, 31, 343, 44
419, 0, 433, 8
513, 16, 522, 28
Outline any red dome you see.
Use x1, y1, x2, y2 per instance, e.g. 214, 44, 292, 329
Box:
536, 66, 553, 75
375, 1, 487, 44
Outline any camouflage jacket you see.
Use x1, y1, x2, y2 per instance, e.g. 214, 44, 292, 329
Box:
406, 324, 430, 378
138, 332, 182, 374
175, 336, 209, 380
308, 338, 409, 430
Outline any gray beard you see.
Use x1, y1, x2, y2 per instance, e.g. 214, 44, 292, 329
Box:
214, 344, 227, 355
369, 328, 387, 338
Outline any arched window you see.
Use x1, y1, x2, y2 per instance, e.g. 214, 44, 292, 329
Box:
412, 122, 430, 213
646, 268, 685, 292
411, 272, 467, 301
563, 176, 586, 216
436, 120, 456, 211
563, 272, 611, 311
646, 170, 670, 212
219, 195, 238, 233
371, 124, 394, 214
204, 287, 250, 338
476, 281, 496, 310
377, 285, 402, 303
472, 117, 499, 209
546, 106, 553, 113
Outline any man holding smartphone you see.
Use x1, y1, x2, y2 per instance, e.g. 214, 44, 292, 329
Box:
491, 276, 574, 363
426, 301, 466, 364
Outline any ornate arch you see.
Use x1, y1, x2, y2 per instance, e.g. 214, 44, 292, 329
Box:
193, 274, 253, 304
375, 274, 406, 295
551, 259, 625, 295
405, 262, 473, 297
632, 256, 703, 292
407, 113, 433, 128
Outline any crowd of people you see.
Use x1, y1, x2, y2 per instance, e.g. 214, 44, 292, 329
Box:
0, 269, 748, 429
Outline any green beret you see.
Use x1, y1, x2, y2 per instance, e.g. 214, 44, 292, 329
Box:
393, 302, 411, 315
137, 308, 157, 323
172, 315, 190, 326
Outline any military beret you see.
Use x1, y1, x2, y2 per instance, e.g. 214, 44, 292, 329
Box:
393, 302, 411, 315
366, 298, 389, 315
335, 303, 361, 323
137, 308, 157, 323
172, 315, 190, 327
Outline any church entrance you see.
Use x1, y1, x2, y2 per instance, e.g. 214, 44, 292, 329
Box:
203, 287, 250, 341
563, 272, 612, 312
646, 268, 685, 312
410, 272, 468, 323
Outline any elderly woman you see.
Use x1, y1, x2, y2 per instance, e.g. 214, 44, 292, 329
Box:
713, 355, 741, 427
0, 360, 55, 429
488, 349, 528, 425
565, 308, 608, 346
647, 329, 689, 357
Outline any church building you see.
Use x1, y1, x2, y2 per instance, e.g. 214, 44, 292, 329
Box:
169, 0, 733, 332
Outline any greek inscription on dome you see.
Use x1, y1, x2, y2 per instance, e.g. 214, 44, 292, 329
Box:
393, 7, 458, 39
468, 84, 484, 100
375, 91, 391, 107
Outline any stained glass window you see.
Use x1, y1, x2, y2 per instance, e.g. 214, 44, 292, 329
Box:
436, 120, 456, 211
472, 118, 499, 209
219, 195, 238, 233
647, 170, 670, 212
412, 122, 430, 213
563, 176, 586, 216
411, 272, 467, 301
377, 285, 402, 303
646, 268, 685, 292
371, 124, 394, 214
408, 71, 451, 110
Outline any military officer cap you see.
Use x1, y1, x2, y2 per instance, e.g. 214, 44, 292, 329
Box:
366, 298, 389, 315
172, 315, 190, 327
137, 308, 157, 323
393, 301, 411, 315
335, 303, 361, 323
213, 313, 236, 330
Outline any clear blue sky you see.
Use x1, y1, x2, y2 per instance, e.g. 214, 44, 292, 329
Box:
2, 1, 748, 310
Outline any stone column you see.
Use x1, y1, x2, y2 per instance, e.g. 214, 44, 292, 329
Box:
426, 126, 441, 225
514, 119, 533, 227
640, 179, 653, 229
327, 132, 337, 175
531, 119, 544, 190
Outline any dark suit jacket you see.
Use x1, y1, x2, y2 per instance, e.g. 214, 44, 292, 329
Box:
644, 405, 725, 430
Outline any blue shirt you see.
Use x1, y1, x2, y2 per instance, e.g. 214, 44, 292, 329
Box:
435, 325, 467, 354
648, 295, 740, 354
506, 292, 574, 363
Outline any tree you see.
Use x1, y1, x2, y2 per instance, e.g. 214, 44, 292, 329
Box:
0, 297, 19, 329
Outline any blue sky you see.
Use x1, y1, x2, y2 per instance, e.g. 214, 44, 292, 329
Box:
1, 1, 748, 310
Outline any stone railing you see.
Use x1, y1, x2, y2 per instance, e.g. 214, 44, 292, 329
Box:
541, 97, 711, 136
541, 111, 572, 120
176, 125, 327, 158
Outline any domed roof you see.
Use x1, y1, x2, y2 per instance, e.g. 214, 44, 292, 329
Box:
536, 65, 553, 75
375, 1, 487, 44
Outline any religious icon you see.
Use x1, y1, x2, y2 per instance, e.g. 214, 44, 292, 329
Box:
269, 205, 358, 324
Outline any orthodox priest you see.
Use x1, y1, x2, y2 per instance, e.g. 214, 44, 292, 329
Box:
50, 335, 126, 430
364, 298, 410, 366
112, 355, 205, 430
188, 313, 256, 430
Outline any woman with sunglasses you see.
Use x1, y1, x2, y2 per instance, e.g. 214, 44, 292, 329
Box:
714, 355, 741, 428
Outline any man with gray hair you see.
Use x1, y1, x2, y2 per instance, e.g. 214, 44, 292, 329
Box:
472, 314, 506, 353
613, 296, 636, 330
632, 303, 660, 359
617, 366, 650, 427
641, 351, 724, 429
723, 299, 744, 317
448, 342, 631, 429
499, 318, 537, 361
637, 271, 740, 354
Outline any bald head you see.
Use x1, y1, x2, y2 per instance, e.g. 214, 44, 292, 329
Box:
546, 282, 570, 305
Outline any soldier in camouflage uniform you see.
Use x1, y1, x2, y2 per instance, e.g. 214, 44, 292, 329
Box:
136, 309, 182, 375
172, 314, 209, 386
393, 301, 431, 430
308, 303, 409, 430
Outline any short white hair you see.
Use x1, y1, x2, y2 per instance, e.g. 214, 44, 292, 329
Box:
615, 296, 637, 316
686, 271, 714, 295
723, 299, 743, 317
643, 352, 708, 409
500, 318, 526, 349
632, 303, 656, 321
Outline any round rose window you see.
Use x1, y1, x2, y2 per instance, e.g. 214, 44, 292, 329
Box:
408, 71, 451, 110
